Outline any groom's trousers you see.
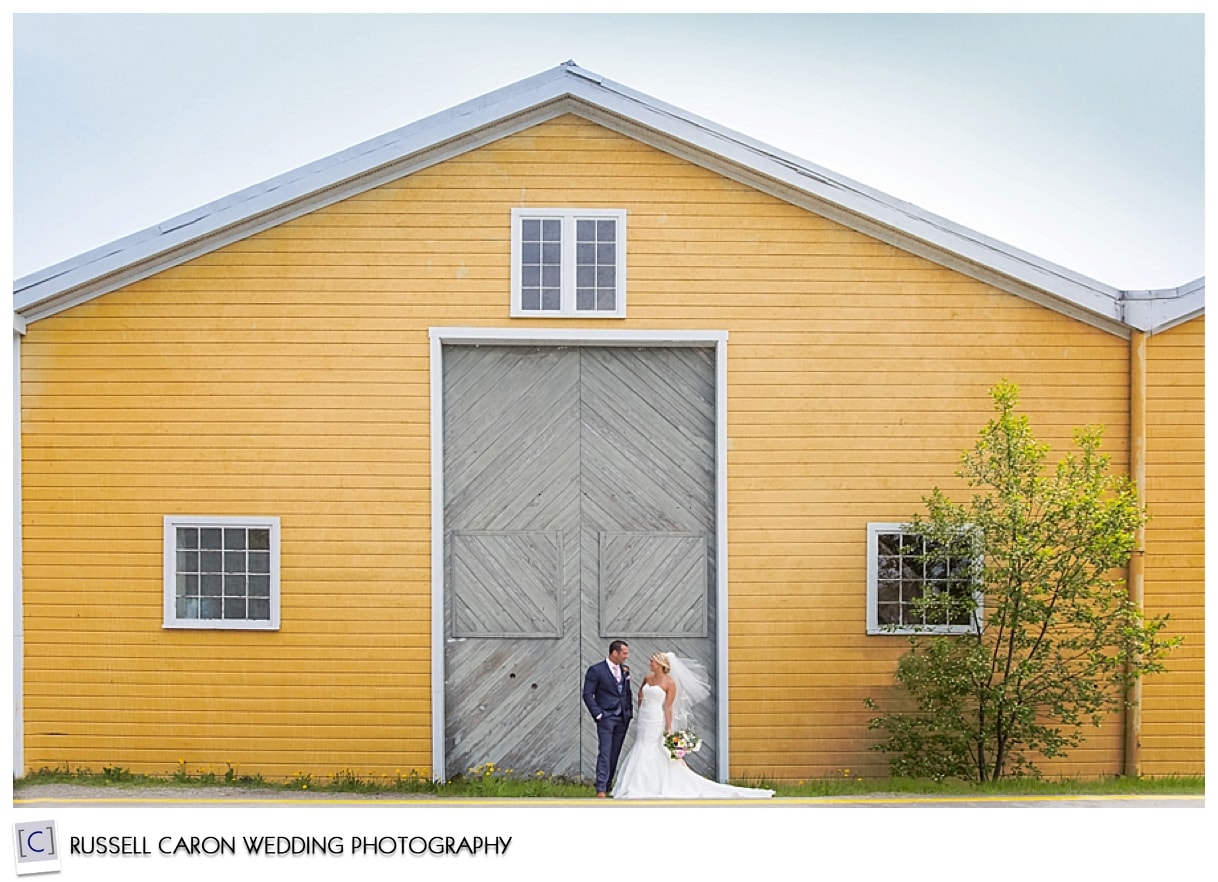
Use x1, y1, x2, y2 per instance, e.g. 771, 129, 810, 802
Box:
594, 713, 629, 793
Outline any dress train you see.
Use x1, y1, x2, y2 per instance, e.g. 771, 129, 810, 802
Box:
612, 684, 773, 799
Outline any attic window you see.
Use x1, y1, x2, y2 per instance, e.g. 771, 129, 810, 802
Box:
510, 208, 626, 317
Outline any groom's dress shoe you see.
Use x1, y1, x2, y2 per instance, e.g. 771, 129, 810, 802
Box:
596, 792, 607, 798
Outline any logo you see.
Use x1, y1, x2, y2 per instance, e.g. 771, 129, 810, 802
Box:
12, 820, 61, 876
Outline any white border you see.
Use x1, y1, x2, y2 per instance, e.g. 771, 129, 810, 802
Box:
162, 515, 282, 630
429, 327, 730, 782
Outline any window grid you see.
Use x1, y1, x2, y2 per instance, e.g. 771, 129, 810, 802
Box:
164, 516, 279, 630
175, 526, 272, 622
868, 524, 978, 635
520, 218, 563, 312
511, 209, 626, 317
575, 218, 617, 312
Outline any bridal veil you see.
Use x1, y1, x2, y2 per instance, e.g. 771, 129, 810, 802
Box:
664, 652, 710, 730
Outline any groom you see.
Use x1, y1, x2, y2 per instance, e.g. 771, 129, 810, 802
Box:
582, 639, 632, 797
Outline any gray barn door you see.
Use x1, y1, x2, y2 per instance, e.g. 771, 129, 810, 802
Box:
442, 345, 718, 781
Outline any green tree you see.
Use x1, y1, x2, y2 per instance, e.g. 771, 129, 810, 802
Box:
865, 381, 1179, 782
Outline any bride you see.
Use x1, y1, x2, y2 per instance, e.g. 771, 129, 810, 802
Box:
611, 652, 773, 799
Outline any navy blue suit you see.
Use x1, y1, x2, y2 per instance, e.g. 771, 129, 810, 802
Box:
582, 660, 633, 793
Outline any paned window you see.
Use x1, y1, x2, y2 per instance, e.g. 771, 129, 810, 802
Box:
511, 208, 626, 317
866, 523, 980, 635
164, 516, 280, 629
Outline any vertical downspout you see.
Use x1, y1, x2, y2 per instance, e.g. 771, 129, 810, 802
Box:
1124, 329, 1147, 777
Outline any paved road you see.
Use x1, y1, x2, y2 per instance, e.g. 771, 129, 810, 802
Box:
11, 783, 1202, 808
795, 793, 1203, 808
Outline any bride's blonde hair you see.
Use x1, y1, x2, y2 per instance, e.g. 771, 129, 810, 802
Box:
650, 652, 671, 673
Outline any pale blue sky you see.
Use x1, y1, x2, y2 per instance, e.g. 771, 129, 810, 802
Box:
11, 13, 1206, 289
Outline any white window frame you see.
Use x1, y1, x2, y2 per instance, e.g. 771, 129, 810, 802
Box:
510, 208, 627, 318
866, 522, 982, 636
163, 515, 281, 630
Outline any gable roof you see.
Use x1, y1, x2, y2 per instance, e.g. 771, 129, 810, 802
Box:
13, 61, 1203, 336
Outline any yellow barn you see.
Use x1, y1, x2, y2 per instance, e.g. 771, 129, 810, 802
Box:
12, 63, 1203, 784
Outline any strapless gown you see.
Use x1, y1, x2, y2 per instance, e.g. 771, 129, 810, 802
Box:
611, 684, 774, 799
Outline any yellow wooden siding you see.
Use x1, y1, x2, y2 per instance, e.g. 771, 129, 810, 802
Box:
21, 114, 1178, 783
1139, 316, 1205, 775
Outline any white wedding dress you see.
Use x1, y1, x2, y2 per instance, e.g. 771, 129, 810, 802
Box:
611, 684, 774, 799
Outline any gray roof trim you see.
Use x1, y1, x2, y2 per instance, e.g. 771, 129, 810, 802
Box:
571, 103, 1134, 337
13, 62, 1202, 335
15, 100, 576, 323
1122, 277, 1206, 335
14, 65, 580, 322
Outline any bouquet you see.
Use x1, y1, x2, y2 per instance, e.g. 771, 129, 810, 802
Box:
663, 729, 702, 760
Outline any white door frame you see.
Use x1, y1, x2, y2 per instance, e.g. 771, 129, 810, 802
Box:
428, 327, 729, 782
